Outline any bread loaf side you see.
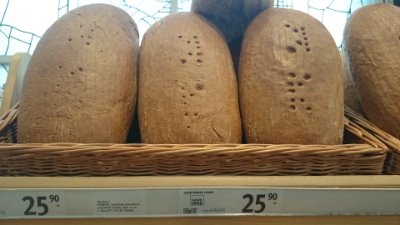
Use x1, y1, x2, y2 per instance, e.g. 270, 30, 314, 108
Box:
340, 50, 364, 115
344, 4, 400, 138
139, 13, 242, 144
240, 8, 344, 144
18, 4, 139, 143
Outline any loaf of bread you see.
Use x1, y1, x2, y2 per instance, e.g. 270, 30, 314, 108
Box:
191, 0, 274, 42
239, 8, 344, 144
344, 3, 400, 138
340, 50, 364, 115
139, 12, 242, 144
18, 4, 139, 143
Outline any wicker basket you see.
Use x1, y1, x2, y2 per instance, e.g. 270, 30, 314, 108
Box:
345, 107, 400, 175
0, 104, 388, 176
0, 103, 18, 144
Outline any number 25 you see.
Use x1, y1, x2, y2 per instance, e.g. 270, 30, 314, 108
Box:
242, 194, 266, 213
23, 196, 49, 216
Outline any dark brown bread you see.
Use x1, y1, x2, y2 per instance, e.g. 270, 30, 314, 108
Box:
139, 12, 242, 144
191, 0, 274, 42
344, 4, 400, 138
18, 4, 139, 143
240, 8, 344, 144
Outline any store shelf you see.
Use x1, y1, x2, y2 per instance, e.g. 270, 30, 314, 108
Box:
2, 175, 400, 188
0, 176, 399, 224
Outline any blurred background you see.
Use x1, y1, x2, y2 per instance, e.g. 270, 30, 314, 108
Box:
0, 0, 395, 103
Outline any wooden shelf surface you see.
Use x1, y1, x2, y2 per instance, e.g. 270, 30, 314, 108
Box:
1, 215, 400, 225
1, 175, 399, 188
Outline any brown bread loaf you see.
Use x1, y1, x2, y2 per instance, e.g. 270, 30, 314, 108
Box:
139, 12, 242, 144
340, 50, 364, 115
240, 8, 344, 144
191, 0, 274, 42
344, 3, 400, 138
18, 4, 139, 143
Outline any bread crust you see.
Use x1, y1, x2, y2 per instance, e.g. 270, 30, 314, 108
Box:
344, 4, 400, 138
139, 13, 242, 144
18, 4, 139, 143
240, 8, 344, 144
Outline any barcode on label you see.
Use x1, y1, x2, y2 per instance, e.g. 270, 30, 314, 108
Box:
190, 195, 204, 206
183, 208, 197, 214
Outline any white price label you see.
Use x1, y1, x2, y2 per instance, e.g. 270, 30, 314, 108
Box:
1, 188, 399, 219
0, 190, 65, 218
178, 189, 282, 215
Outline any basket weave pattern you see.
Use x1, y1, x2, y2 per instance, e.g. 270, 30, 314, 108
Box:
345, 107, 400, 175
0, 104, 388, 176
0, 103, 18, 143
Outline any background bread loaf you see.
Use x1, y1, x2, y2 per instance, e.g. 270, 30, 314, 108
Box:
191, 0, 274, 76
240, 8, 344, 144
344, 3, 400, 138
191, 0, 274, 43
139, 12, 242, 144
18, 4, 139, 143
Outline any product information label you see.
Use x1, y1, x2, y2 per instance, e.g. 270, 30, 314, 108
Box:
91, 190, 146, 216
0, 188, 399, 219
0, 190, 66, 218
178, 188, 282, 215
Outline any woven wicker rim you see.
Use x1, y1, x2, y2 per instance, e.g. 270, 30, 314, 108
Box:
345, 107, 400, 175
345, 107, 400, 153
0, 103, 18, 132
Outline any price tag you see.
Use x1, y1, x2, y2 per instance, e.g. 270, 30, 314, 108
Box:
1, 187, 399, 219
0, 190, 65, 218
178, 188, 282, 215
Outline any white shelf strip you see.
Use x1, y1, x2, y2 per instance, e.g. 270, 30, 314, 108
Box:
1, 187, 399, 219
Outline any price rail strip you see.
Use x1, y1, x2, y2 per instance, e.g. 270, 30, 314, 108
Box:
1, 187, 399, 219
